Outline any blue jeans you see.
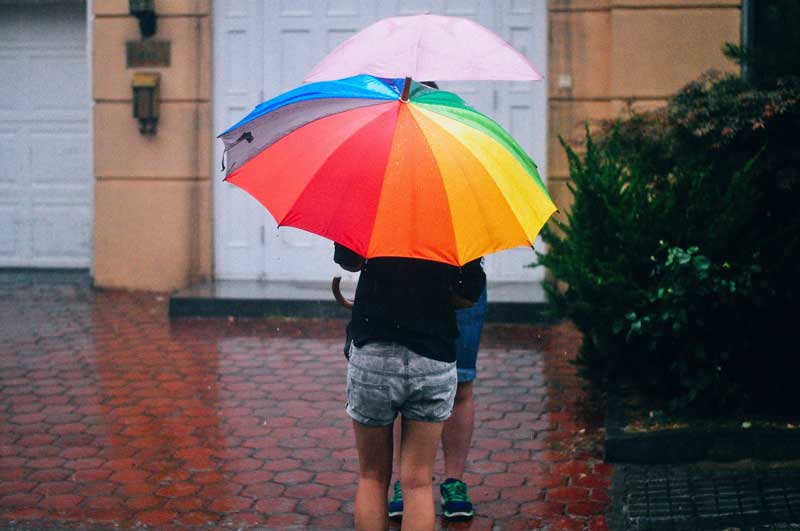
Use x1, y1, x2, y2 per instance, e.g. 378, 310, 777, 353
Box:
454, 287, 487, 383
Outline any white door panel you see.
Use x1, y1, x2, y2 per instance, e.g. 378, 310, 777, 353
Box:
214, 0, 266, 279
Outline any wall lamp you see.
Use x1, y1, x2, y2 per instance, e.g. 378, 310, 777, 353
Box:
132, 72, 160, 135
129, 0, 157, 38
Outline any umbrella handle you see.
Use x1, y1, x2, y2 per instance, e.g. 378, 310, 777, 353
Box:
331, 277, 354, 310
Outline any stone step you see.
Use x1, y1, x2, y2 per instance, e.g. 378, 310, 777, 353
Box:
169, 279, 551, 323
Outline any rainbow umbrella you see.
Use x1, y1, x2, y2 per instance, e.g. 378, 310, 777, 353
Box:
219, 75, 556, 267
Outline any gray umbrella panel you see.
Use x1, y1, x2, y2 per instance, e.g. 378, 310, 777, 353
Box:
220, 97, 390, 178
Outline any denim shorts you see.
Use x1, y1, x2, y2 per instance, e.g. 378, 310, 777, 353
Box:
345, 342, 457, 427
455, 287, 488, 383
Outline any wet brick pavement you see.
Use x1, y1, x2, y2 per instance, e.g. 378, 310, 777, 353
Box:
0, 271, 611, 530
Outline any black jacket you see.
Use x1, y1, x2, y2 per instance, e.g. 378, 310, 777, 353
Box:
334, 244, 486, 362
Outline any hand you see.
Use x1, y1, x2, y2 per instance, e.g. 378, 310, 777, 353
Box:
333, 243, 365, 271
450, 293, 475, 309
340, 259, 364, 272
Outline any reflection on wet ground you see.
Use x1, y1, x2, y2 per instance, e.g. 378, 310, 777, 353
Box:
0, 272, 610, 530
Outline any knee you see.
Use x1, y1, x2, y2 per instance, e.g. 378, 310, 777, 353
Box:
400, 468, 433, 491
360, 467, 392, 488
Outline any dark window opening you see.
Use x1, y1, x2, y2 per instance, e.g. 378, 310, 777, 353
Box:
741, 0, 800, 86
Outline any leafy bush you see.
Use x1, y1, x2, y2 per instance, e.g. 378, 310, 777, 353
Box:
538, 73, 800, 416
620, 244, 761, 412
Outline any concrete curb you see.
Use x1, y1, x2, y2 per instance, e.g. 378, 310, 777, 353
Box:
604, 392, 800, 464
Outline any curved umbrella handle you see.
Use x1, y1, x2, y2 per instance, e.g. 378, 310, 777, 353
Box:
331, 277, 354, 310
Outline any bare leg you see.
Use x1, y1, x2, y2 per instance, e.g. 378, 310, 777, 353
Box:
352, 420, 394, 531
441, 381, 474, 479
400, 418, 443, 531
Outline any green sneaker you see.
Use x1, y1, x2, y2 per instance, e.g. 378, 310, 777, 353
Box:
440, 478, 474, 520
388, 480, 403, 519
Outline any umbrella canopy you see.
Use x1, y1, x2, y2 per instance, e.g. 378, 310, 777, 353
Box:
305, 14, 541, 82
219, 75, 556, 267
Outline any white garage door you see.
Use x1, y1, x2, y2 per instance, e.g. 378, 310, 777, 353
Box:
213, 0, 547, 282
0, 1, 91, 268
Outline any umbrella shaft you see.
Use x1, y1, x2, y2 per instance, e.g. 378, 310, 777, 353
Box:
400, 77, 412, 102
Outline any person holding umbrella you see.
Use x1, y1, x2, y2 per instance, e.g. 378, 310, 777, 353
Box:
335, 242, 485, 530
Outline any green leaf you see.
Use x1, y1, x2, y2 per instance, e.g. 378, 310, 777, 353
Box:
693, 255, 711, 271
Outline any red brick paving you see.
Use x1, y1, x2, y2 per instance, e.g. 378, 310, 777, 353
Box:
0, 274, 611, 529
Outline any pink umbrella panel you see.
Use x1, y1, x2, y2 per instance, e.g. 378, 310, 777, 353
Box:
305, 13, 542, 82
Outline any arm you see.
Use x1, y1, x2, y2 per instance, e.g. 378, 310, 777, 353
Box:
334, 243, 365, 272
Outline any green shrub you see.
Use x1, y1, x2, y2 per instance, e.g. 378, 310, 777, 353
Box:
537, 73, 800, 416
620, 243, 761, 413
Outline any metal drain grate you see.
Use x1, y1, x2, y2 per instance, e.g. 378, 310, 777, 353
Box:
611, 463, 800, 530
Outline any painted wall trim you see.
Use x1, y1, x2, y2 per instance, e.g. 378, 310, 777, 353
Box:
87, 0, 96, 278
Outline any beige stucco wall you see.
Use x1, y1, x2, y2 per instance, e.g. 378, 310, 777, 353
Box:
547, 0, 741, 222
92, 0, 212, 291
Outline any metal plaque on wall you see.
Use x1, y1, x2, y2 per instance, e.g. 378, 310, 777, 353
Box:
126, 40, 170, 68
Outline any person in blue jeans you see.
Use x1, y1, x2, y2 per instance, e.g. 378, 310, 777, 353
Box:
389, 283, 488, 521
443, 285, 488, 518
